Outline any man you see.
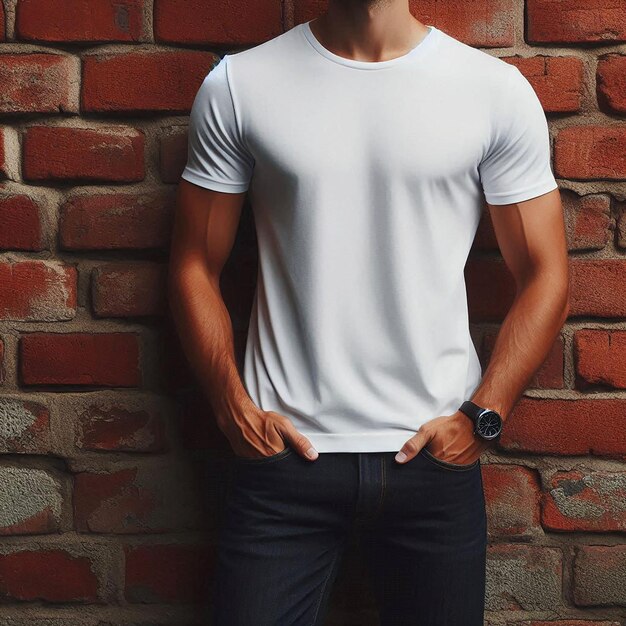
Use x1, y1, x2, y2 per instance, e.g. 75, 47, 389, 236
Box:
169, 1, 570, 624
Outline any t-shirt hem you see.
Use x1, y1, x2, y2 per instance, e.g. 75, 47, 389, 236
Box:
301, 431, 416, 453
180, 169, 249, 193
484, 178, 559, 205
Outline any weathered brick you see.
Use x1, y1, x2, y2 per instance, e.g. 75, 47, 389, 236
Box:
124, 543, 213, 603
0, 194, 44, 251
498, 397, 626, 457
59, 191, 173, 251
82, 50, 216, 113
527, 0, 626, 43
19, 333, 140, 387
0, 467, 62, 535
554, 126, 626, 180
481, 331, 564, 389
23, 126, 145, 182
563, 192, 612, 251
154, 0, 283, 45
486, 544, 562, 611
482, 464, 542, 538
0, 261, 76, 321
570, 260, 626, 318
504, 55, 584, 113
16, 0, 145, 43
0, 398, 50, 453
0, 54, 79, 114
92, 262, 168, 317
76, 402, 166, 452
597, 54, 626, 114
574, 329, 626, 389
542, 469, 626, 532
573, 545, 626, 606
0, 548, 100, 602
74, 465, 200, 533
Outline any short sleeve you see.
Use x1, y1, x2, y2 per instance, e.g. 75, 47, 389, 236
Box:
478, 65, 559, 205
181, 55, 254, 193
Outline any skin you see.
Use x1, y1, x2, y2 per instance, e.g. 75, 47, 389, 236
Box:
169, 0, 570, 464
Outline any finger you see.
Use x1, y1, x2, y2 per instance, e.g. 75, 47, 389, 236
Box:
395, 429, 429, 463
280, 425, 319, 461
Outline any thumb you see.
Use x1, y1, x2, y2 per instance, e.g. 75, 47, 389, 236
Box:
281, 425, 319, 461
395, 430, 428, 463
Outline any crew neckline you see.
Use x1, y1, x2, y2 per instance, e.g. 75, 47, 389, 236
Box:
300, 20, 440, 70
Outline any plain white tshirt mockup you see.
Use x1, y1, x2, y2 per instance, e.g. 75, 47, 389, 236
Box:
181, 21, 559, 453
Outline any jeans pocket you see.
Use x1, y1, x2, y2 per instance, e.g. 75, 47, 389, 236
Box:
233, 443, 294, 465
419, 447, 479, 472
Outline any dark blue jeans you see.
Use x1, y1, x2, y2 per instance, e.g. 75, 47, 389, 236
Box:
212, 443, 487, 625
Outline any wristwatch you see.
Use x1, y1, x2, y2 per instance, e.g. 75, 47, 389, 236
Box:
459, 400, 503, 441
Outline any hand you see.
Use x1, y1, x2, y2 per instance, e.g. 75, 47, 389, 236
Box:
394, 410, 490, 464
217, 404, 319, 461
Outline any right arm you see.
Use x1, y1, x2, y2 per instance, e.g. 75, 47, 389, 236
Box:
168, 177, 319, 460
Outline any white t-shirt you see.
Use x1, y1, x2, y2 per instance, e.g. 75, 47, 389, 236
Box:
181, 20, 559, 453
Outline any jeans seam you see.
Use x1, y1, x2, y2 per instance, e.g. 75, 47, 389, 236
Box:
372, 454, 386, 519
310, 545, 341, 626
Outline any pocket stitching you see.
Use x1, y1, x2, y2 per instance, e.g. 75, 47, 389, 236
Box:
420, 447, 479, 472
234, 445, 294, 464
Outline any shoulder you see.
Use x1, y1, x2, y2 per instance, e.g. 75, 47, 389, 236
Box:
435, 28, 517, 89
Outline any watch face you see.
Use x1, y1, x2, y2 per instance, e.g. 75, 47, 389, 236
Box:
476, 410, 502, 440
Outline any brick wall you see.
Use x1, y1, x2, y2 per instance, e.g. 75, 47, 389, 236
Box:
0, 1, 624, 625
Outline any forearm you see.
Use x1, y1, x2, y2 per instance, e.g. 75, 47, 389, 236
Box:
168, 259, 255, 422
470, 272, 569, 421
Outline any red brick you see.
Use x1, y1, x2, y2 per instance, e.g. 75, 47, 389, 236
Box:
92, 262, 168, 317
154, 0, 283, 45
59, 191, 173, 251
542, 469, 626, 532
486, 544, 562, 610
0, 398, 50, 453
0, 194, 44, 250
498, 397, 626, 458
19, 332, 140, 387
504, 55, 584, 113
124, 543, 213, 603
481, 331, 564, 389
0, 261, 76, 321
160, 128, 188, 183
563, 192, 612, 251
482, 464, 541, 538
574, 329, 626, 389
0, 548, 99, 602
16, 0, 145, 43
570, 260, 626, 317
0, 467, 62, 535
0, 54, 78, 114
0, 2, 4, 41
554, 126, 626, 180
23, 126, 144, 182
82, 50, 216, 114
573, 545, 626, 606
597, 54, 626, 114
76, 402, 166, 452
527, 0, 626, 44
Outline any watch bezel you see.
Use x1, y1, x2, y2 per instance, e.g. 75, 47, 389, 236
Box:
475, 408, 502, 440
